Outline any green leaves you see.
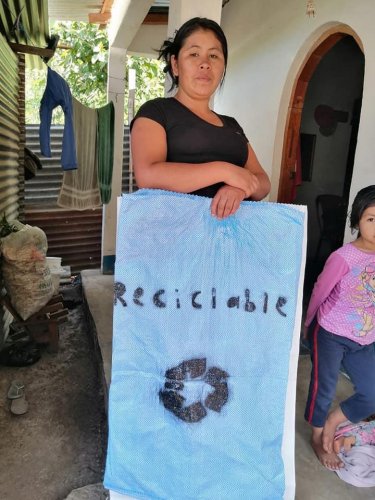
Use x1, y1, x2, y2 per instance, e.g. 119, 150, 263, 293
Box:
127, 55, 165, 117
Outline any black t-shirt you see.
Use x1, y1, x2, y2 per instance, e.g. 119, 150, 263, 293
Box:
131, 97, 249, 198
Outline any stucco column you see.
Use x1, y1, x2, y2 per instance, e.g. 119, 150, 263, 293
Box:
102, 45, 126, 273
168, 0, 222, 35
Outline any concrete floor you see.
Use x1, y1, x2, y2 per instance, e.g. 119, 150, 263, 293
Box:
82, 269, 375, 499
0, 288, 107, 500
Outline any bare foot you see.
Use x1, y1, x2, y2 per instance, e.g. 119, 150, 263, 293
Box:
311, 435, 344, 469
322, 408, 347, 453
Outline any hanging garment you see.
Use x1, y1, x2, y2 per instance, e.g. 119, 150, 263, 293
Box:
97, 102, 115, 204
24, 147, 42, 180
57, 97, 101, 210
104, 190, 307, 500
337, 445, 375, 487
39, 67, 77, 170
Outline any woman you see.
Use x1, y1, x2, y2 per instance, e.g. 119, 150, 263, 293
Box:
131, 17, 270, 218
109, 17, 270, 499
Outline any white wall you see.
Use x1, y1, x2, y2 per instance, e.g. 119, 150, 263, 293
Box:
217, 0, 375, 242
128, 25, 167, 58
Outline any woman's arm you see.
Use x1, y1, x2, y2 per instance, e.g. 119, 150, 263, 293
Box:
243, 143, 270, 201
210, 143, 270, 219
131, 117, 259, 198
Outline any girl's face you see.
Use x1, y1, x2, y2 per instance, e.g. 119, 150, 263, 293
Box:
171, 29, 225, 101
358, 205, 375, 251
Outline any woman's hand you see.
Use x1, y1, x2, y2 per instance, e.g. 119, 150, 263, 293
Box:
224, 144, 270, 200
224, 167, 260, 198
210, 186, 246, 219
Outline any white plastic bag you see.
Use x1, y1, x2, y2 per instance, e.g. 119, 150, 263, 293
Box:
1, 222, 54, 320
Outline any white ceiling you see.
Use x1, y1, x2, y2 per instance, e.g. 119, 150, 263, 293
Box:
48, 0, 169, 23
48, 0, 103, 22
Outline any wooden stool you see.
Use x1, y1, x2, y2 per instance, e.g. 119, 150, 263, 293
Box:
1, 294, 69, 353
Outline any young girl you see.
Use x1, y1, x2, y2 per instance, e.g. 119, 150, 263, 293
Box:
304, 185, 375, 470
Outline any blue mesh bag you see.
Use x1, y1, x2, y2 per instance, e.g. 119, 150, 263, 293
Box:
105, 189, 306, 500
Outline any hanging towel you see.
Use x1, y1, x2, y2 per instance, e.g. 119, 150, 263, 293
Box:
104, 190, 307, 500
57, 97, 101, 210
39, 67, 77, 170
97, 102, 115, 204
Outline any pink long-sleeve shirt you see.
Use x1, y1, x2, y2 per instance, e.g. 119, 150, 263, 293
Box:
336, 420, 375, 446
305, 243, 375, 345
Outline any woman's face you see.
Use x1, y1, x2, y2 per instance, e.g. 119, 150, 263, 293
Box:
171, 29, 225, 101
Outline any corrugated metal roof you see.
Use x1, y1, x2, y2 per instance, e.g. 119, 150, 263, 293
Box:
0, 0, 49, 67
0, 0, 49, 46
0, 31, 20, 221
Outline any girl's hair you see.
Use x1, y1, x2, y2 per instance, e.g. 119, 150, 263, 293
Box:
158, 17, 228, 90
350, 185, 375, 231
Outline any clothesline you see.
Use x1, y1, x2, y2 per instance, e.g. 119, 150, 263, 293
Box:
39, 67, 115, 210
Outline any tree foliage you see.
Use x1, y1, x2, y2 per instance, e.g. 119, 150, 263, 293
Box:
25, 21, 165, 124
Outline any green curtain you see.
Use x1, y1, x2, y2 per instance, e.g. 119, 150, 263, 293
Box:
96, 102, 115, 204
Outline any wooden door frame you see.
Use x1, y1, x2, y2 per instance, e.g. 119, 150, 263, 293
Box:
277, 27, 363, 203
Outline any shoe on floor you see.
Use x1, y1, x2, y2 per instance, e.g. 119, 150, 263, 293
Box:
0, 342, 40, 367
10, 395, 28, 415
7, 380, 25, 399
7, 380, 28, 415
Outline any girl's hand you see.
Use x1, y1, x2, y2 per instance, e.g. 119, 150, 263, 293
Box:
211, 186, 246, 219
333, 435, 356, 454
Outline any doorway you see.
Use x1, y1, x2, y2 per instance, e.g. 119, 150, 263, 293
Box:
278, 33, 365, 303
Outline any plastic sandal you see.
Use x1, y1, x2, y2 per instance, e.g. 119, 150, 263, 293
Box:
7, 380, 25, 399
10, 396, 28, 415
7, 380, 29, 415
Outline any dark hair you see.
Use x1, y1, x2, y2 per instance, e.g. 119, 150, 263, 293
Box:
158, 17, 228, 90
350, 185, 375, 232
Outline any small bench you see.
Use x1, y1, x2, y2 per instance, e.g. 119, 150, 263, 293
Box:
1, 293, 69, 353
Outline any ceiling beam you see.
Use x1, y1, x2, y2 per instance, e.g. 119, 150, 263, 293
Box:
9, 42, 54, 59
143, 12, 168, 25
87, 0, 114, 26
89, 2, 168, 27
108, 0, 155, 49
88, 12, 111, 24
101, 0, 114, 14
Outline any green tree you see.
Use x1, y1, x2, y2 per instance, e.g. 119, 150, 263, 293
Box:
127, 55, 165, 114
25, 21, 165, 124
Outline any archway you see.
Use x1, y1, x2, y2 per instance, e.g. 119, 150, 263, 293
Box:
278, 29, 364, 298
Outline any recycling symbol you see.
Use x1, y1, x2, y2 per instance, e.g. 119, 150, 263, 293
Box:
159, 358, 229, 423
